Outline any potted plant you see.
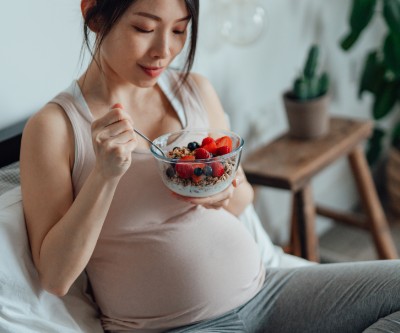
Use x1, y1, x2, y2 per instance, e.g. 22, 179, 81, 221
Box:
283, 44, 330, 140
340, 0, 400, 215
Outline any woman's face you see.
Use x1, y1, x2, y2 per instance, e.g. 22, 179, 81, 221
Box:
98, 0, 190, 87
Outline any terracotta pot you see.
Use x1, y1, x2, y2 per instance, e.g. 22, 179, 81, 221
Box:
386, 147, 400, 216
283, 92, 330, 140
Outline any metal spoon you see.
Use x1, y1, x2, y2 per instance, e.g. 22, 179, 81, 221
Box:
133, 128, 166, 157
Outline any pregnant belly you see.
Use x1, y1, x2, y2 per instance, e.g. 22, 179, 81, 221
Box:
87, 207, 265, 330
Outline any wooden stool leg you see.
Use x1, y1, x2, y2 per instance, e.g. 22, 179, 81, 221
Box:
348, 146, 398, 259
294, 184, 319, 262
289, 196, 301, 257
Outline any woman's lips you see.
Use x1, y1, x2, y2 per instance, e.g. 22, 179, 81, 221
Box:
139, 65, 165, 78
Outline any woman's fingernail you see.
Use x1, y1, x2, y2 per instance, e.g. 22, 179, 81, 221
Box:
111, 103, 124, 109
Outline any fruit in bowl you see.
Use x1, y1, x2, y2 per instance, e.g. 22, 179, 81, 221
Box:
150, 129, 244, 197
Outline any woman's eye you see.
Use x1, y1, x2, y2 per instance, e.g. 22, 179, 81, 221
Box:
134, 26, 153, 33
173, 30, 186, 35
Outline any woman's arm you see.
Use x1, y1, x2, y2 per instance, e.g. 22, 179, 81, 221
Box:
20, 104, 136, 296
179, 73, 254, 216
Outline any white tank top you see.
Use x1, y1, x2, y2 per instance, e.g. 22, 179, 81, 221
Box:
49, 69, 265, 332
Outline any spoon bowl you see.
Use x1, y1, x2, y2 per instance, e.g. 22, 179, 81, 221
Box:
133, 128, 166, 157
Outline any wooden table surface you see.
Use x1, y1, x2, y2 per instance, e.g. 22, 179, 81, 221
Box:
243, 117, 373, 191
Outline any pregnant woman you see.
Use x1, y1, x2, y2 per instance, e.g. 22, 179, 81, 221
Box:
20, 0, 400, 332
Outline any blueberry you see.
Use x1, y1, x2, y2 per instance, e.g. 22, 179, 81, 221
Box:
187, 142, 200, 151
166, 166, 176, 178
203, 165, 213, 177
194, 167, 203, 176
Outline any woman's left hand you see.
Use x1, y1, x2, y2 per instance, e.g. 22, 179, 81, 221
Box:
171, 177, 243, 210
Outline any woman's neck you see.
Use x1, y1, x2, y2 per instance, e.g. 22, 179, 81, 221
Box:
78, 61, 156, 115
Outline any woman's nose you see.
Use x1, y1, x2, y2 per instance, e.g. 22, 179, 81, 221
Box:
151, 33, 171, 59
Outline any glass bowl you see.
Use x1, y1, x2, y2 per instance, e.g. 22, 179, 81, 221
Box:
150, 128, 244, 198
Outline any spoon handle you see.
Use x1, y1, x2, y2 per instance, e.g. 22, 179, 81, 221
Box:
133, 128, 165, 157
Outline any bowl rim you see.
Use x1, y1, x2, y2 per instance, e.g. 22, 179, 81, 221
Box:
150, 127, 244, 162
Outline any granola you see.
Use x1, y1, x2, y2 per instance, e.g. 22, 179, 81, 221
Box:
160, 135, 239, 197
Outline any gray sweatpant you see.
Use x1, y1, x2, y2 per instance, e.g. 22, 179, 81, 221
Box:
167, 260, 400, 333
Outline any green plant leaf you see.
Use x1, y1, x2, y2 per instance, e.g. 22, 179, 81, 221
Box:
383, 0, 400, 35
340, 31, 361, 50
372, 82, 398, 119
392, 120, 400, 150
358, 51, 386, 97
340, 0, 377, 51
383, 33, 400, 79
304, 45, 319, 79
293, 77, 309, 100
350, 0, 377, 31
366, 127, 385, 165
319, 72, 330, 95
398, 82, 400, 100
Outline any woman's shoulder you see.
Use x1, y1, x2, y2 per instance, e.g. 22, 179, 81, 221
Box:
24, 102, 71, 140
162, 69, 227, 128
187, 72, 215, 96
22, 101, 74, 164
186, 72, 228, 129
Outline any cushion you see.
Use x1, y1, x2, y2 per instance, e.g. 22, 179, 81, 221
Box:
0, 187, 104, 333
0, 162, 20, 196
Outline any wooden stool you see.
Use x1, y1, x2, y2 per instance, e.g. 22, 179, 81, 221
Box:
242, 117, 398, 262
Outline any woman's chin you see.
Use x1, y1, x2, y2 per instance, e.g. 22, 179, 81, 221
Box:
135, 78, 159, 88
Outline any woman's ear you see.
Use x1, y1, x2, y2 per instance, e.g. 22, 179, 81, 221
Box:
81, 0, 99, 32
81, 0, 96, 18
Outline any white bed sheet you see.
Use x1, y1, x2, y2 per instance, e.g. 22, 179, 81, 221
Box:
0, 187, 104, 333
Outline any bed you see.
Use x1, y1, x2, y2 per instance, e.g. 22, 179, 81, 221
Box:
0, 120, 104, 333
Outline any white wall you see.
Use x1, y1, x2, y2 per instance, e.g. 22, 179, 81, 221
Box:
0, 0, 384, 245
0, 0, 83, 129
194, 0, 384, 244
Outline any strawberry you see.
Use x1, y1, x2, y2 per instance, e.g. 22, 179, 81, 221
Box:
215, 136, 233, 150
201, 136, 218, 155
175, 155, 195, 179
192, 162, 205, 169
201, 137, 215, 146
175, 164, 193, 179
194, 148, 211, 159
180, 155, 195, 161
216, 145, 231, 156
201, 141, 217, 155
191, 162, 205, 183
211, 161, 224, 177
191, 174, 202, 184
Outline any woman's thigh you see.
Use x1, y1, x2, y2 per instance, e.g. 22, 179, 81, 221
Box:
166, 307, 246, 332
240, 260, 400, 333
363, 310, 400, 332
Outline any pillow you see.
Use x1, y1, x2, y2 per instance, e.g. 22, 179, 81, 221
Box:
0, 187, 104, 333
0, 162, 20, 196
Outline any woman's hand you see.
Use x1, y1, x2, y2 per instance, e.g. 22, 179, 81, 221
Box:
91, 103, 137, 179
172, 177, 243, 210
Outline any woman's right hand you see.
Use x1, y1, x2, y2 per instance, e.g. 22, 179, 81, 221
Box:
91, 103, 137, 179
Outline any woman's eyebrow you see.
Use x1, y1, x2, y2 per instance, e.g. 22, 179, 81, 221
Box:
133, 12, 191, 22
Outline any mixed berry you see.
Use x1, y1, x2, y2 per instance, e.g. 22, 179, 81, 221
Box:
165, 135, 235, 187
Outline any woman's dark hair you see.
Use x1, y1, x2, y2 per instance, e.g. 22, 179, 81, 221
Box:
82, 0, 199, 86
